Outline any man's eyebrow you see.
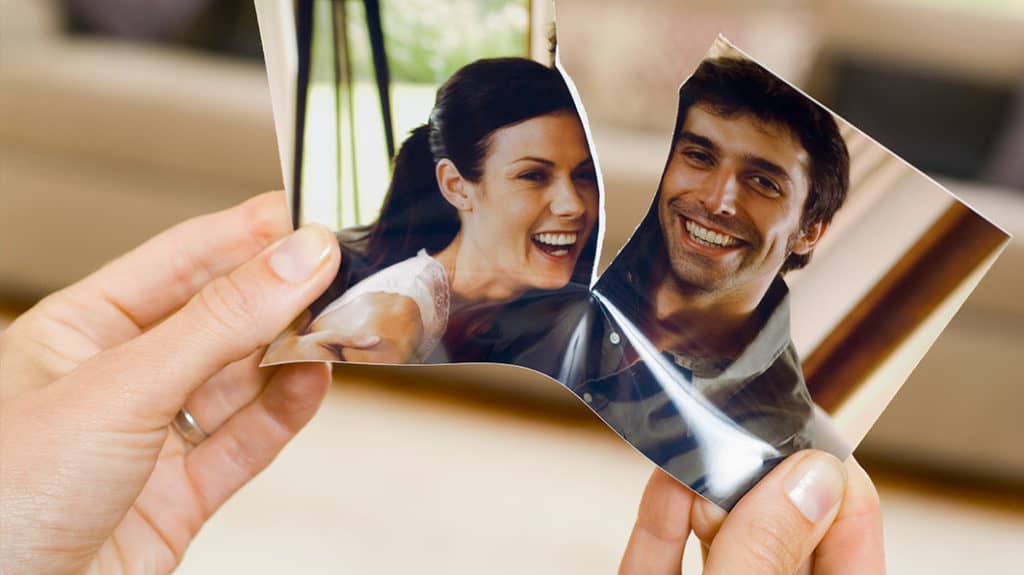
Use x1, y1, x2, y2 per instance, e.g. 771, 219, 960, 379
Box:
510, 156, 555, 166
679, 129, 795, 185
677, 131, 719, 154
744, 155, 792, 184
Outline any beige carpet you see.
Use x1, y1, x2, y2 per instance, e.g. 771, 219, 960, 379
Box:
180, 371, 1024, 574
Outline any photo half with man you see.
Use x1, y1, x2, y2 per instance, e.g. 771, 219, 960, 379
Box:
255, 2, 1009, 510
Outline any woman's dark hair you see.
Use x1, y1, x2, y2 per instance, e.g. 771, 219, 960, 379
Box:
361, 57, 591, 275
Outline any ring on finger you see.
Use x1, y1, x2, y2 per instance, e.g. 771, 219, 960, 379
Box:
172, 406, 209, 446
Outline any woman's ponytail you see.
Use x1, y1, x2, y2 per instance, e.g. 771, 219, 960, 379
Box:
365, 123, 460, 269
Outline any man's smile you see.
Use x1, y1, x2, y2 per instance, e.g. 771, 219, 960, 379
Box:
676, 215, 749, 259
684, 218, 741, 248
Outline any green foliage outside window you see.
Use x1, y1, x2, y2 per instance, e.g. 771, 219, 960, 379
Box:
329, 0, 530, 226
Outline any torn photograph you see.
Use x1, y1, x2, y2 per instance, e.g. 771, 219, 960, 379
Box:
255, 1, 1010, 510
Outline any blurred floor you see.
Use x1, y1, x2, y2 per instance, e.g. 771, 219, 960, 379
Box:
178, 374, 1024, 574
1, 308, 1022, 572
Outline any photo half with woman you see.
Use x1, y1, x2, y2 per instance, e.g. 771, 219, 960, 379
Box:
256, 1, 1008, 511
264, 57, 600, 368
260, 0, 600, 373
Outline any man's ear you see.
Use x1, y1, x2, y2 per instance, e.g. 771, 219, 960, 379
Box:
436, 159, 473, 211
792, 220, 828, 255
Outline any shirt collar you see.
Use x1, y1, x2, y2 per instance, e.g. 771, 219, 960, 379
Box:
696, 276, 794, 386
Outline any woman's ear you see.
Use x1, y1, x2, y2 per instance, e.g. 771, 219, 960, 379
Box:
436, 159, 473, 212
792, 220, 828, 255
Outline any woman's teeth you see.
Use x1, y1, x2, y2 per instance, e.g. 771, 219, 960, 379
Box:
533, 232, 578, 257
685, 219, 739, 248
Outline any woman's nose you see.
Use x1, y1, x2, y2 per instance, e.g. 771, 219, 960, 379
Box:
550, 177, 588, 219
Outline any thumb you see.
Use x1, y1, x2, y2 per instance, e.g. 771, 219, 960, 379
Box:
63, 224, 340, 426
704, 450, 848, 574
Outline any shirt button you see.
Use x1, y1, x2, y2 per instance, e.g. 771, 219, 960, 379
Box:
583, 392, 593, 403
609, 332, 621, 345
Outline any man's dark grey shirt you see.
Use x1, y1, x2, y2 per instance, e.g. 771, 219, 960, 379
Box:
570, 274, 815, 510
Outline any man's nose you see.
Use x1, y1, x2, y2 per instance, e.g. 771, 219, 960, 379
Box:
550, 176, 588, 219
702, 170, 739, 216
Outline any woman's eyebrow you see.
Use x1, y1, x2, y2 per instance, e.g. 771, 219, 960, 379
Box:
509, 156, 555, 166
573, 157, 595, 170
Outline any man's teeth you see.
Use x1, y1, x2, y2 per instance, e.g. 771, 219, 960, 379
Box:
685, 219, 738, 248
534, 232, 577, 247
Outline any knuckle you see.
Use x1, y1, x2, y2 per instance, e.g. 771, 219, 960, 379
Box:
196, 273, 262, 337
265, 380, 318, 433
743, 515, 804, 574
0, 297, 53, 355
169, 236, 212, 294
219, 431, 260, 476
241, 194, 290, 247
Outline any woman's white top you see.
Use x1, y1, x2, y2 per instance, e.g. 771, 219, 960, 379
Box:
313, 250, 450, 361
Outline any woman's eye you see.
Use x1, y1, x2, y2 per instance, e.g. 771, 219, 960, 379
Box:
573, 170, 598, 184
519, 171, 548, 183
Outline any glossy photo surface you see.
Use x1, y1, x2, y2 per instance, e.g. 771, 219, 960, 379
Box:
257, 3, 1009, 509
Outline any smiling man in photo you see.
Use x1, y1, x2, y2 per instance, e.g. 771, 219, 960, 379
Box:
574, 56, 851, 509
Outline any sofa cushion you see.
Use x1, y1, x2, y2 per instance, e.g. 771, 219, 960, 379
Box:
0, 38, 281, 194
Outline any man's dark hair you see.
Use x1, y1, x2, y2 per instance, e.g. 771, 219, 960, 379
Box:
674, 57, 850, 272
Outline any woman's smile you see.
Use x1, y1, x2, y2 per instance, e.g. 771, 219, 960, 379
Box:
531, 230, 580, 258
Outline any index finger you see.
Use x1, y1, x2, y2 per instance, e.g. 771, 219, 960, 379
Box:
619, 468, 696, 575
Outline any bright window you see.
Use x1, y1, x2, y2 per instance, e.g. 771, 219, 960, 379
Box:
299, 0, 530, 228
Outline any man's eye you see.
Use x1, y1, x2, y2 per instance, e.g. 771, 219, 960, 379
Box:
682, 149, 714, 167
749, 174, 782, 196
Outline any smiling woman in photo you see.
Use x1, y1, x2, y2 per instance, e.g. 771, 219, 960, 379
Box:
264, 57, 599, 365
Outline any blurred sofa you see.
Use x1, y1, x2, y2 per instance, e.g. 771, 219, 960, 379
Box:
0, 0, 282, 299
802, 0, 1024, 483
1, 0, 1022, 486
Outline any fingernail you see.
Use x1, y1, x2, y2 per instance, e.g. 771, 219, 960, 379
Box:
355, 335, 381, 347
786, 453, 846, 523
269, 226, 331, 283
701, 497, 727, 526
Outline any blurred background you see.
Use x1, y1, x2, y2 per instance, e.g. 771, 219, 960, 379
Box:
1, 0, 1022, 572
